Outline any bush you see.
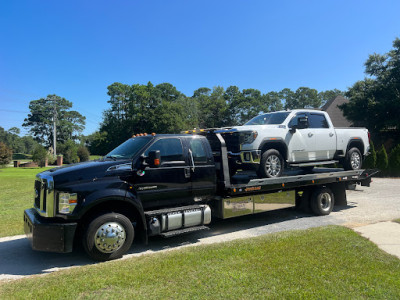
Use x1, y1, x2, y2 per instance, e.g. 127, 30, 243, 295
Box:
77, 146, 90, 162
0, 142, 13, 166
363, 140, 376, 169
389, 144, 400, 176
58, 140, 79, 164
32, 145, 48, 167
376, 145, 388, 174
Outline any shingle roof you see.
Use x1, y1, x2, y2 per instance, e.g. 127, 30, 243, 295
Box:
321, 95, 352, 127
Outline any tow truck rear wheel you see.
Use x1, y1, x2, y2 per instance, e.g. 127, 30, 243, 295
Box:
258, 149, 284, 178
310, 187, 334, 216
83, 213, 134, 261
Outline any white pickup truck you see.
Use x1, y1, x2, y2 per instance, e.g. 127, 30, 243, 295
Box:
217, 110, 370, 178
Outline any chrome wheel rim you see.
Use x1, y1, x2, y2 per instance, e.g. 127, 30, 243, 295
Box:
266, 155, 281, 177
350, 152, 361, 169
320, 193, 332, 212
94, 222, 126, 253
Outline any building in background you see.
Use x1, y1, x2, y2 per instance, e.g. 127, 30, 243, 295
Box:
322, 95, 352, 127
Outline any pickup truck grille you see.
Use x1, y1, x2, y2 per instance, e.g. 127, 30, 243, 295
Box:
221, 133, 241, 153
34, 174, 55, 217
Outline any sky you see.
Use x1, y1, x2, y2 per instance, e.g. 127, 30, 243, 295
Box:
0, 0, 399, 136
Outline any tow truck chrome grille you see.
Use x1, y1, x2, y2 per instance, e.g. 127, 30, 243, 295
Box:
34, 174, 55, 217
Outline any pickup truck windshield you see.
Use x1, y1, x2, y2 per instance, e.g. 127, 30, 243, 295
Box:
105, 136, 152, 159
245, 112, 290, 125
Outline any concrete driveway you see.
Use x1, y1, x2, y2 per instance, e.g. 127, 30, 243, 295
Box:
1, 177, 399, 281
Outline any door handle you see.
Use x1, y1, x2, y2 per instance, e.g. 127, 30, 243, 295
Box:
329, 133, 334, 137
184, 167, 191, 178
308, 132, 313, 137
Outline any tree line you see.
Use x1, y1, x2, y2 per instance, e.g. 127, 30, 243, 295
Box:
85, 83, 343, 154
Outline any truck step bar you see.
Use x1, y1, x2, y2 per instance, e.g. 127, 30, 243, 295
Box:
160, 225, 209, 238
289, 160, 338, 167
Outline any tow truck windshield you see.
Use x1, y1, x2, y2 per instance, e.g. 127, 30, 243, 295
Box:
105, 136, 152, 160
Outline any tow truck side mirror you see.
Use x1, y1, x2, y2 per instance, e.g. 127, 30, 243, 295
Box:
148, 150, 161, 168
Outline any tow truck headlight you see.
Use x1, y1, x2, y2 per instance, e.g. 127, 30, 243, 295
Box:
58, 192, 78, 214
242, 131, 258, 144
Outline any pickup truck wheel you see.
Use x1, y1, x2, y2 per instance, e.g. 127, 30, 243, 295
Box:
345, 147, 362, 170
310, 187, 334, 216
258, 149, 284, 178
83, 213, 134, 261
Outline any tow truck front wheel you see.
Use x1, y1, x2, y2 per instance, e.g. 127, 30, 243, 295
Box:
258, 149, 284, 178
83, 213, 134, 261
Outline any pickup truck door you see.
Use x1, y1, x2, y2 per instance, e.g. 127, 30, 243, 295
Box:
286, 113, 316, 162
308, 113, 336, 160
133, 137, 192, 209
186, 137, 216, 201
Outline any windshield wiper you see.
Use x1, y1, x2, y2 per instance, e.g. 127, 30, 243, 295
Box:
105, 155, 117, 161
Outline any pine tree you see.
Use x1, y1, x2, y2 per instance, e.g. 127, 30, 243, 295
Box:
376, 145, 388, 173
363, 140, 376, 168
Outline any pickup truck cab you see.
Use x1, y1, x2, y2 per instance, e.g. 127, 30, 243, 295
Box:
218, 110, 370, 178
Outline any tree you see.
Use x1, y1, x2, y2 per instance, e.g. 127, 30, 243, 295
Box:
58, 140, 79, 164
389, 144, 400, 176
32, 145, 48, 167
341, 38, 400, 139
0, 142, 12, 166
23, 95, 86, 149
285, 87, 321, 109
363, 140, 376, 169
318, 89, 345, 106
376, 145, 388, 172
77, 146, 90, 162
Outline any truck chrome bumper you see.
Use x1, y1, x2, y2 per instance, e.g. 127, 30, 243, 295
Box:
24, 208, 77, 253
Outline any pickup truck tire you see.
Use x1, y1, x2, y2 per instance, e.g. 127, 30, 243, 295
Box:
344, 147, 362, 171
83, 213, 134, 261
258, 149, 284, 178
310, 187, 334, 216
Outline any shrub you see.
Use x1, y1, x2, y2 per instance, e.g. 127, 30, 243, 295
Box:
77, 146, 90, 162
363, 140, 376, 169
389, 144, 400, 176
0, 142, 13, 166
32, 145, 48, 167
58, 140, 79, 164
376, 145, 388, 174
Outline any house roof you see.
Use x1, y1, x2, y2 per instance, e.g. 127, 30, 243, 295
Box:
321, 95, 352, 127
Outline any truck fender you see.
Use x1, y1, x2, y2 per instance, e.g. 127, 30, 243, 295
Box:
77, 188, 147, 238
258, 139, 289, 161
346, 138, 365, 155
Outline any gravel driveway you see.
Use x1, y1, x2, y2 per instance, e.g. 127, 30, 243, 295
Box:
1, 177, 399, 281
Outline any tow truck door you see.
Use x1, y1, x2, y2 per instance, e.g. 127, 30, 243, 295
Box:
186, 137, 216, 201
133, 137, 192, 209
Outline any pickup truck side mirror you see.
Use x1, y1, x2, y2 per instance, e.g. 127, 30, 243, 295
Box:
297, 117, 309, 129
148, 150, 161, 168
289, 125, 297, 134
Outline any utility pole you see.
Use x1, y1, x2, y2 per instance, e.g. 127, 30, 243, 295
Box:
53, 97, 57, 158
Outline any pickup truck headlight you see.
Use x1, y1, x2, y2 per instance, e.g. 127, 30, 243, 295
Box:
242, 131, 258, 144
58, 192, 78, 214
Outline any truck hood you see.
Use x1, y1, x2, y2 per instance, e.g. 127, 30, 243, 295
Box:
39, 159, 132, 186
217, 124, 282, 133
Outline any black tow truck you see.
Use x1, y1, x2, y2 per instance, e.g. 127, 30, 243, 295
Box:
24, 131, 375, 261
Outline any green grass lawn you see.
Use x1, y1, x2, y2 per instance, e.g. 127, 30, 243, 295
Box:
90, 155, 102, 160
1, 226, 399, 299
0, 167, 52, 237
